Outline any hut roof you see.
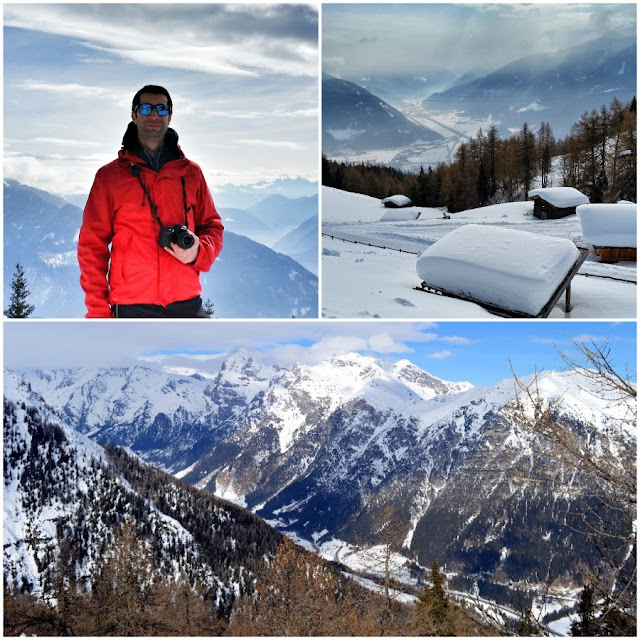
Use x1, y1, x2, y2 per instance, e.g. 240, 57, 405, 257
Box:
528, 187, 589, 208
577, 203, 637, 248
381, 194, 412, 208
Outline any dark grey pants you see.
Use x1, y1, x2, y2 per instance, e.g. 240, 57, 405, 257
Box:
112, 296, 207, 318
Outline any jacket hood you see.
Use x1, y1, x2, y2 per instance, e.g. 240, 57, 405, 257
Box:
121, 121, 180, 154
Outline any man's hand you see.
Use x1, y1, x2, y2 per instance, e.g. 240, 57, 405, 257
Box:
164, 231, 200, 264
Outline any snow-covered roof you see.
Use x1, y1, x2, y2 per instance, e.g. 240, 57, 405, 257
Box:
528, 187, 589, 208
381, 194, 412, 207
577, 203, 637, 248
416, 224, 580, 316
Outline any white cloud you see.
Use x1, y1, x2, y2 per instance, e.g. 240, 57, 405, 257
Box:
3, 322, 442, 371
5, 4, 318, 78
368, 332, 413, 354
234, 139, 305, 150
17, 79, 115, 98
428, 350, 454, 360
441, 336, 472, 345
323, 3, 636, 77
32, 138, 101, 147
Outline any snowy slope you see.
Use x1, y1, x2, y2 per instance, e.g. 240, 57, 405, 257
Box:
323, 74, 443, 155
3, 397, 281, 608
322, 187, 637, 318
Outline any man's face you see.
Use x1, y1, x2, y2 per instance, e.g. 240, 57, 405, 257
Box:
132, 92, 172, 142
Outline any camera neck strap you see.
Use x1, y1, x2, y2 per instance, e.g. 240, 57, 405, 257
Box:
129, 163, 190, 229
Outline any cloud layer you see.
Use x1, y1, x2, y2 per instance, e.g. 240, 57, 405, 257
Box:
4, 3, 319, 194
323, 3, 636, 78
4, 321, 635, 387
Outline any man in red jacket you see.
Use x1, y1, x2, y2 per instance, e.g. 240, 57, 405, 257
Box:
78, 85, 224, 318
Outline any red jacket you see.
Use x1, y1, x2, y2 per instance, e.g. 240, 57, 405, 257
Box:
78, 143, 224, 318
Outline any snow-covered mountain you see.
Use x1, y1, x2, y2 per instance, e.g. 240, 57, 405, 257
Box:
218, 206, 273, 244
248, 193, 318, 232
272, 215, 319, 275
423, 35, 637, 137
5, 350, 632, 600
206, 231, 318, 318
323, 74, 443, 155
3, 179, 86, 316
3, 395, 281, 611
348, 72, 461, 103
220, 193, 318, 249
212, 176, 318, 210
3, 179, 318, 318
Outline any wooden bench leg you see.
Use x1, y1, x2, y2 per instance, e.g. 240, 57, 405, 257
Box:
565, 284, 571, 313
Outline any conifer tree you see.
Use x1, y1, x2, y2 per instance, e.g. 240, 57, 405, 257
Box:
518, 122, 537, 195
516, 606, 541, 636
414, 560, 456, 636
203, 298, 215, 317
5, 263, 35, 318
571, 584, 598, 636
537, 121, 555, 188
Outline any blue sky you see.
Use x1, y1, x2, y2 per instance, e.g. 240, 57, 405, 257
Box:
3, 3, 318, 197
4, 320, 636, 386
323, 2, 636, 78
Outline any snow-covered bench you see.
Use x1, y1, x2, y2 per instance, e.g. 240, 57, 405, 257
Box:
379, 208, 421, 221
415, 224, 588, 317
577, 203, 637, 263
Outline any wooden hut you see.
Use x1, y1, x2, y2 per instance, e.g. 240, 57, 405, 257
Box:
528, 187, 589, 220
381, 194, 412, 208
577, 203, 637, 263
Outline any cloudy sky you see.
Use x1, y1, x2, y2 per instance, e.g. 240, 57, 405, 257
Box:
323, 2, 636, 79
3, 3, 318, 196
4, 320, 636, 386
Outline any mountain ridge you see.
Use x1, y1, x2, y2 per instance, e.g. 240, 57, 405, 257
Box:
5, 351, 632, 602
322, 74, 443, 155
423, 34, 636, 137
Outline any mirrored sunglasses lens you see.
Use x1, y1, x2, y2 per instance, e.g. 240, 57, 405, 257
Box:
137, 104, 170, 116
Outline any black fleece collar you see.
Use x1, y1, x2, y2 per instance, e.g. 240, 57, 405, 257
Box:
121, 122, 183, 169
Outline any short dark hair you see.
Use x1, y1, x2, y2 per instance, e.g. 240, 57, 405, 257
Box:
132, 85, 172, 113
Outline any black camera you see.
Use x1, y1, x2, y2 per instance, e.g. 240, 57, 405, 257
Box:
158, 225, 194, 249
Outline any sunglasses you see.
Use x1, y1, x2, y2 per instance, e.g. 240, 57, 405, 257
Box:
135, 103, 171, 116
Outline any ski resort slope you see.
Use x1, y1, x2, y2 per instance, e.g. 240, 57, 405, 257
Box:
321, 187, 636, 319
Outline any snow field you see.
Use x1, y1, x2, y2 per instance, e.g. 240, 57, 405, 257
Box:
322, 187, 637, 318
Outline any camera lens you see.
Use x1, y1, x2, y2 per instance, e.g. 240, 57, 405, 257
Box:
175, 227, 195, 249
